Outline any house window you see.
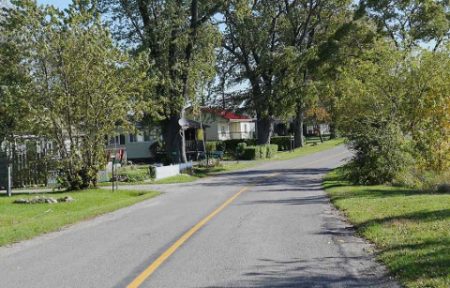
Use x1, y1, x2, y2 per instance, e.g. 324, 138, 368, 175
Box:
119, 134, 126, 145
221, 125, 226, 137
129, 134, 137, 143
244, 124, 248, 133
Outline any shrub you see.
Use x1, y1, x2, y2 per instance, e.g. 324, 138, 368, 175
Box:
224, 139, 256, 153
395, 169, 450, 192
206, 141, 217, 152
241, 144, 278, 160
206, 141, 226, 152
344, 123, 411, 185
117, 166, 149, 182
271, 136, 291, 151
236, 142, 247, 158
216, 141, 226, 152
149, 166, 156, 179
266, 144, 278, 158
242, 146, 258, 160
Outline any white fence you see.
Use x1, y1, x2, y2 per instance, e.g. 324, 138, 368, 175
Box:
153, 162, 193, 180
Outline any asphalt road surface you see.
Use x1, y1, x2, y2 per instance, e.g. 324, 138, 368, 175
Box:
0, 145, 399, 288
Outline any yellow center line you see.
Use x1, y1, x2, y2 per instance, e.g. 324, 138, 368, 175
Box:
127, 186, 249, 288
127, 149, 348, 288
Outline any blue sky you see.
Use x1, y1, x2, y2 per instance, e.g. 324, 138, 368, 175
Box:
37, 0, 71, 9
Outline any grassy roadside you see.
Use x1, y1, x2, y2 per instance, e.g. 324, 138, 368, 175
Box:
274, 138, 344, 161
0, 189, 159, 247
324, 169, 450, 288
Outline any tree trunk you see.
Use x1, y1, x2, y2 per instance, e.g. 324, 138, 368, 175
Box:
294, 108, 305, 148
318, 124, 324, 143
256, 116, 273, 145
161, 115, 183, 164
329, 122, 337, 139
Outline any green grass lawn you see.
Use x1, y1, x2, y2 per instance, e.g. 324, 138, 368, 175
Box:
0, 189, 159, 247
274, 138, 344, 161
152, 174, 199, 184
324, 169, 450, 288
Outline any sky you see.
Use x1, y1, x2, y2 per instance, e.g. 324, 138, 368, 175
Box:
37, 0, 71, 9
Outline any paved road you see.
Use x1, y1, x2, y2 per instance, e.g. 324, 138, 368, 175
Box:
0, 146, 399, 288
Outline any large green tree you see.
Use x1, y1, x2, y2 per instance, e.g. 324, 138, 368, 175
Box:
99, 0, 222, 162
3, 0, 152, 190
222, 0, 355, 146
360, 0, 450, 50
0, 0, 30, 145
224, 1, 298, 144
276, 0, 354, 146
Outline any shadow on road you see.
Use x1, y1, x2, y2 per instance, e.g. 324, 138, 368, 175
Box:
202, 256, 396, 288
201, 168, 331, 190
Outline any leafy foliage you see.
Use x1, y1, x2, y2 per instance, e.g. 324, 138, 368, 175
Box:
2, 1, 153, 190
337, 40, 450, 185
99, 0, 223, 162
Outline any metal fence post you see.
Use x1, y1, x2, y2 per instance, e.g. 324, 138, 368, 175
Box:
7, 163, 12, 197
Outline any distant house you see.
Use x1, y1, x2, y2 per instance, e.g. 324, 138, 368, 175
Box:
189, 108, 256, 141
106, 126, 161, 163
306, 124, 330, 136
106, 120, 208, 163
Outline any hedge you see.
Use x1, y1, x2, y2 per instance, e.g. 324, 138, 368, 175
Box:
271, 136, 292, 151
266, 144, 278, 158
241, 144, 278, 160
224, 139, 257, 153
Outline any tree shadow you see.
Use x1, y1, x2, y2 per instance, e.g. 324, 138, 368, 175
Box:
379, 240, 449, 285
358, 209, 450, 228
240, 195, 329, 206
200, 168, 331, 189
202, 256, 397, 288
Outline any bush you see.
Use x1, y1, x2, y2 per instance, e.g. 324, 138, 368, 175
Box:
216, 141, 226, 152
241, 144, 278, 160
149, 166, 156, 179
236, 142, 247, 158
117, 166, 149, 182
206, 141, 217, 152
206, 141, 226, 152
395, 169, 450, 192
224, 139, 256, 153
266, 144, 278, 158
271, 136, 291, 151
344, 123, 411, 185
242, 146, 258, 160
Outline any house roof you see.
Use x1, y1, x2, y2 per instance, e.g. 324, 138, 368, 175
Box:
202, 108, 252, 121
184, 119, 210, 129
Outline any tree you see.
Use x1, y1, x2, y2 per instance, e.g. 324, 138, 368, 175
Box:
4, 0, 152, 190
336, 41, 411, 184
402, 45, 450, 173
276, 0, 354, 147
0, 0, 30, 145
99, 0, 222, 163
223, 1, 304, 144
360, 0, 450, 50
222, 1, 355, 146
